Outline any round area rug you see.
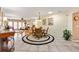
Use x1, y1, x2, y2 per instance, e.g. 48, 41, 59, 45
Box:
22, 34, 54, 45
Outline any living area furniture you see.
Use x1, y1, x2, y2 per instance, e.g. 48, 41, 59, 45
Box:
0, 31, 15, 52
43, 27, 49, 36
24, 25, 49, 38
33, 27, 43, 38
25, 28, 32, 36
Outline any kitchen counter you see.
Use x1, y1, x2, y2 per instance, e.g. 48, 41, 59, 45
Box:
0, 30, 15, 52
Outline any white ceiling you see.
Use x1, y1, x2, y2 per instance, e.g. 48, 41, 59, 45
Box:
3, 7, 79, 19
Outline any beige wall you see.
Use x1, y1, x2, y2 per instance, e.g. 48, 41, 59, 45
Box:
41, 13, 68, 38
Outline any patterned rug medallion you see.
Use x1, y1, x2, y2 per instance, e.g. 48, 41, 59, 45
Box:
22, 34, 54, 45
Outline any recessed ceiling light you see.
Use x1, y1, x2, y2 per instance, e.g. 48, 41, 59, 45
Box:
48, 11, 53, 14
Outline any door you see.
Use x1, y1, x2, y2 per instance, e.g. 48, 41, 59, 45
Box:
73, 12, 79, 40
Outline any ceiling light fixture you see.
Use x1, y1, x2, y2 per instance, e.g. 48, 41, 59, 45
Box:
48, 11, 53, 14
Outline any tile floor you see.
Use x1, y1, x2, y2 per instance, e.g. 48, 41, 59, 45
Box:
14, 33, 79, 52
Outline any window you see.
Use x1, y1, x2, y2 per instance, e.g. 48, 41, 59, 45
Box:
19, 22, 21, 29
14, 22, 17, 29
8, 21, 12, 27
23, 22, 25, 27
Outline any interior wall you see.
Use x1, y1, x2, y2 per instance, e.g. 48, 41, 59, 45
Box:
67, 12, 73, 32
43, 13, 68, 38
47, 11, 79, 38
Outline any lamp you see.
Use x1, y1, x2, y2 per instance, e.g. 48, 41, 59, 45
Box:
48, 11, 53, 14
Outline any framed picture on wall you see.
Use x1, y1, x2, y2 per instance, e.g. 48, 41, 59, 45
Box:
48, 18, 53, 25
42, 19, 46, 25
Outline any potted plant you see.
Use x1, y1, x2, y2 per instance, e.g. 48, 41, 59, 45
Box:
63, 29, 71, 40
